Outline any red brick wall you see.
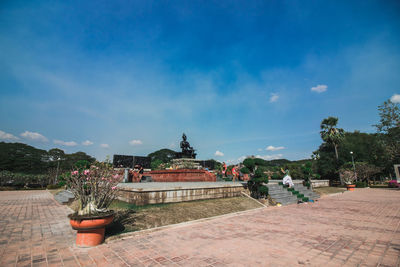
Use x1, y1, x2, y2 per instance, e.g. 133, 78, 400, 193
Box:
146, 169, 216, 182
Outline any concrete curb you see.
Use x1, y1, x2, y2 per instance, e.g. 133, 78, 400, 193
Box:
105, 204, 267, 243
320, 191, 347, 198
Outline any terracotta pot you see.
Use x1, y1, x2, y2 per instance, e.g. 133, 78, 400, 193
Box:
346, 184, 356, 191
69, 212, 114, 247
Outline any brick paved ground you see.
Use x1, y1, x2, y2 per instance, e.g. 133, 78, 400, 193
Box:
0, 189, 399, 266
0, 191, 75, 267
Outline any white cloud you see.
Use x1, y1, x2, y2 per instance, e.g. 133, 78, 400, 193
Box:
257, 148, 263, 152
214, 150, 224, 157
129, 139, 142, 146
226, 155, 247, 165
311, 84, 327, 93
0, 130, 19, 141
54, 140, 77, 146
20, 131, 48, 142
169, 142, 177, 149
100, 143, 110, 148
391, 94, 400, 103
266, 145, 285, 151
82, 140, 94, 146
269, 93, 279, 103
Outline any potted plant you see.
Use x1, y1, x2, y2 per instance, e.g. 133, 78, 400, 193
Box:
247, 168, 269, 200
340, 169, 356, 191
66, 161, 122, 247
388, 180, 400, 188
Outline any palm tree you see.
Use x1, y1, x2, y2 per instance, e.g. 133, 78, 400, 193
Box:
320, 117, 344, 161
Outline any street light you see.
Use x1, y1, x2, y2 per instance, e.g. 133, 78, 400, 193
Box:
55, 157, 61, 184
350, 151, 357, 181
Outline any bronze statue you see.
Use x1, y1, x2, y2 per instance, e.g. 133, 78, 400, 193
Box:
179, 133, 196, 159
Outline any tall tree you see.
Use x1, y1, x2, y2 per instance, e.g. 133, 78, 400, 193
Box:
320, 117, 345, 161
48, 148, 65, 161
374, 99, 400, 173
374, 99, 400, 133
339, 131, 388, 169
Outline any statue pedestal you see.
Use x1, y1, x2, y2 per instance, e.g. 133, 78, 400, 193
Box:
145, 159, 216, 182
171, 158, 201, 170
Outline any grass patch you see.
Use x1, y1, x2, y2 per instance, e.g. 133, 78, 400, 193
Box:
48, 188, 65, 195
0, 186, 46, 191
105, 196, 262, 239
314, 186, 346, 196
369, 185, 389, 188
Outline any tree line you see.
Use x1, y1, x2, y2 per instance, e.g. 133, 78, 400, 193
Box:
0, 142, 95, 187
315, 99, 399, 184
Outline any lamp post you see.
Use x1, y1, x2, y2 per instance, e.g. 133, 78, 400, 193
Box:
350, 151, 357, 181
55, 157, 61, 184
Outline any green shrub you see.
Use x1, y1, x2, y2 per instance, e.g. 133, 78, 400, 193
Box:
297, 194, 304, 198
151, 159, 163, 170
243, 158, 255, 172
47, 184, 62, 189
259, 185, 268, 195
304, 182, 311, 189
240, 167, 250, 174
74, 160, 91, 169
287, 188, 294, 192
247, 167, 269, 199
278, 182, 283, 185
302, 197, 309, 202
355, 181, 367, 188
292, 191, 299, 195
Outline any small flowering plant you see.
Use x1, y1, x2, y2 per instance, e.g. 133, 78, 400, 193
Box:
339, 169, 356, 185
67, 161, 122, 216
388, 180, 400, 188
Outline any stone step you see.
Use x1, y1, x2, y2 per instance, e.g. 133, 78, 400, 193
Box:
267, 184, 300, 205
275, 185, 320, 201
54, 190, 75, 204
267, 185, 282, 189
269, 191, 291, 196
273, 196, 298, 202
275, 198, 298, 206
269, 192, 292, 198
267, 182, 321, 205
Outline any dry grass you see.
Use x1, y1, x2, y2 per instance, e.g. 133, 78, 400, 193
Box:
105, 196, 263, 238
314, 186, 346, 196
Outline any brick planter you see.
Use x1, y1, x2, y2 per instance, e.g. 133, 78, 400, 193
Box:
147, 169, 216, 182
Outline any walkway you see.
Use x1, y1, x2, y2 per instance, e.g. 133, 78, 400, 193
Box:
0, 189, 399, 266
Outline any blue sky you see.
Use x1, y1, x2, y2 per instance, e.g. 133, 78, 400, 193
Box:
1, 0, 399, 164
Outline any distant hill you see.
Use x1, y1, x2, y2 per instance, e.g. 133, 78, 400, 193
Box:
244, 157, 311, 168
263, 159, 292, 166
291, 159, 313, 164
147, 148, 177, 163
0, 142, 95, 174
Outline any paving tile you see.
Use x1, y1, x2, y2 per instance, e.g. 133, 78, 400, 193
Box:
2, 188, 400, 266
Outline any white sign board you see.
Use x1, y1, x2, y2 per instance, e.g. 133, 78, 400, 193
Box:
395, 164, 400, 182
